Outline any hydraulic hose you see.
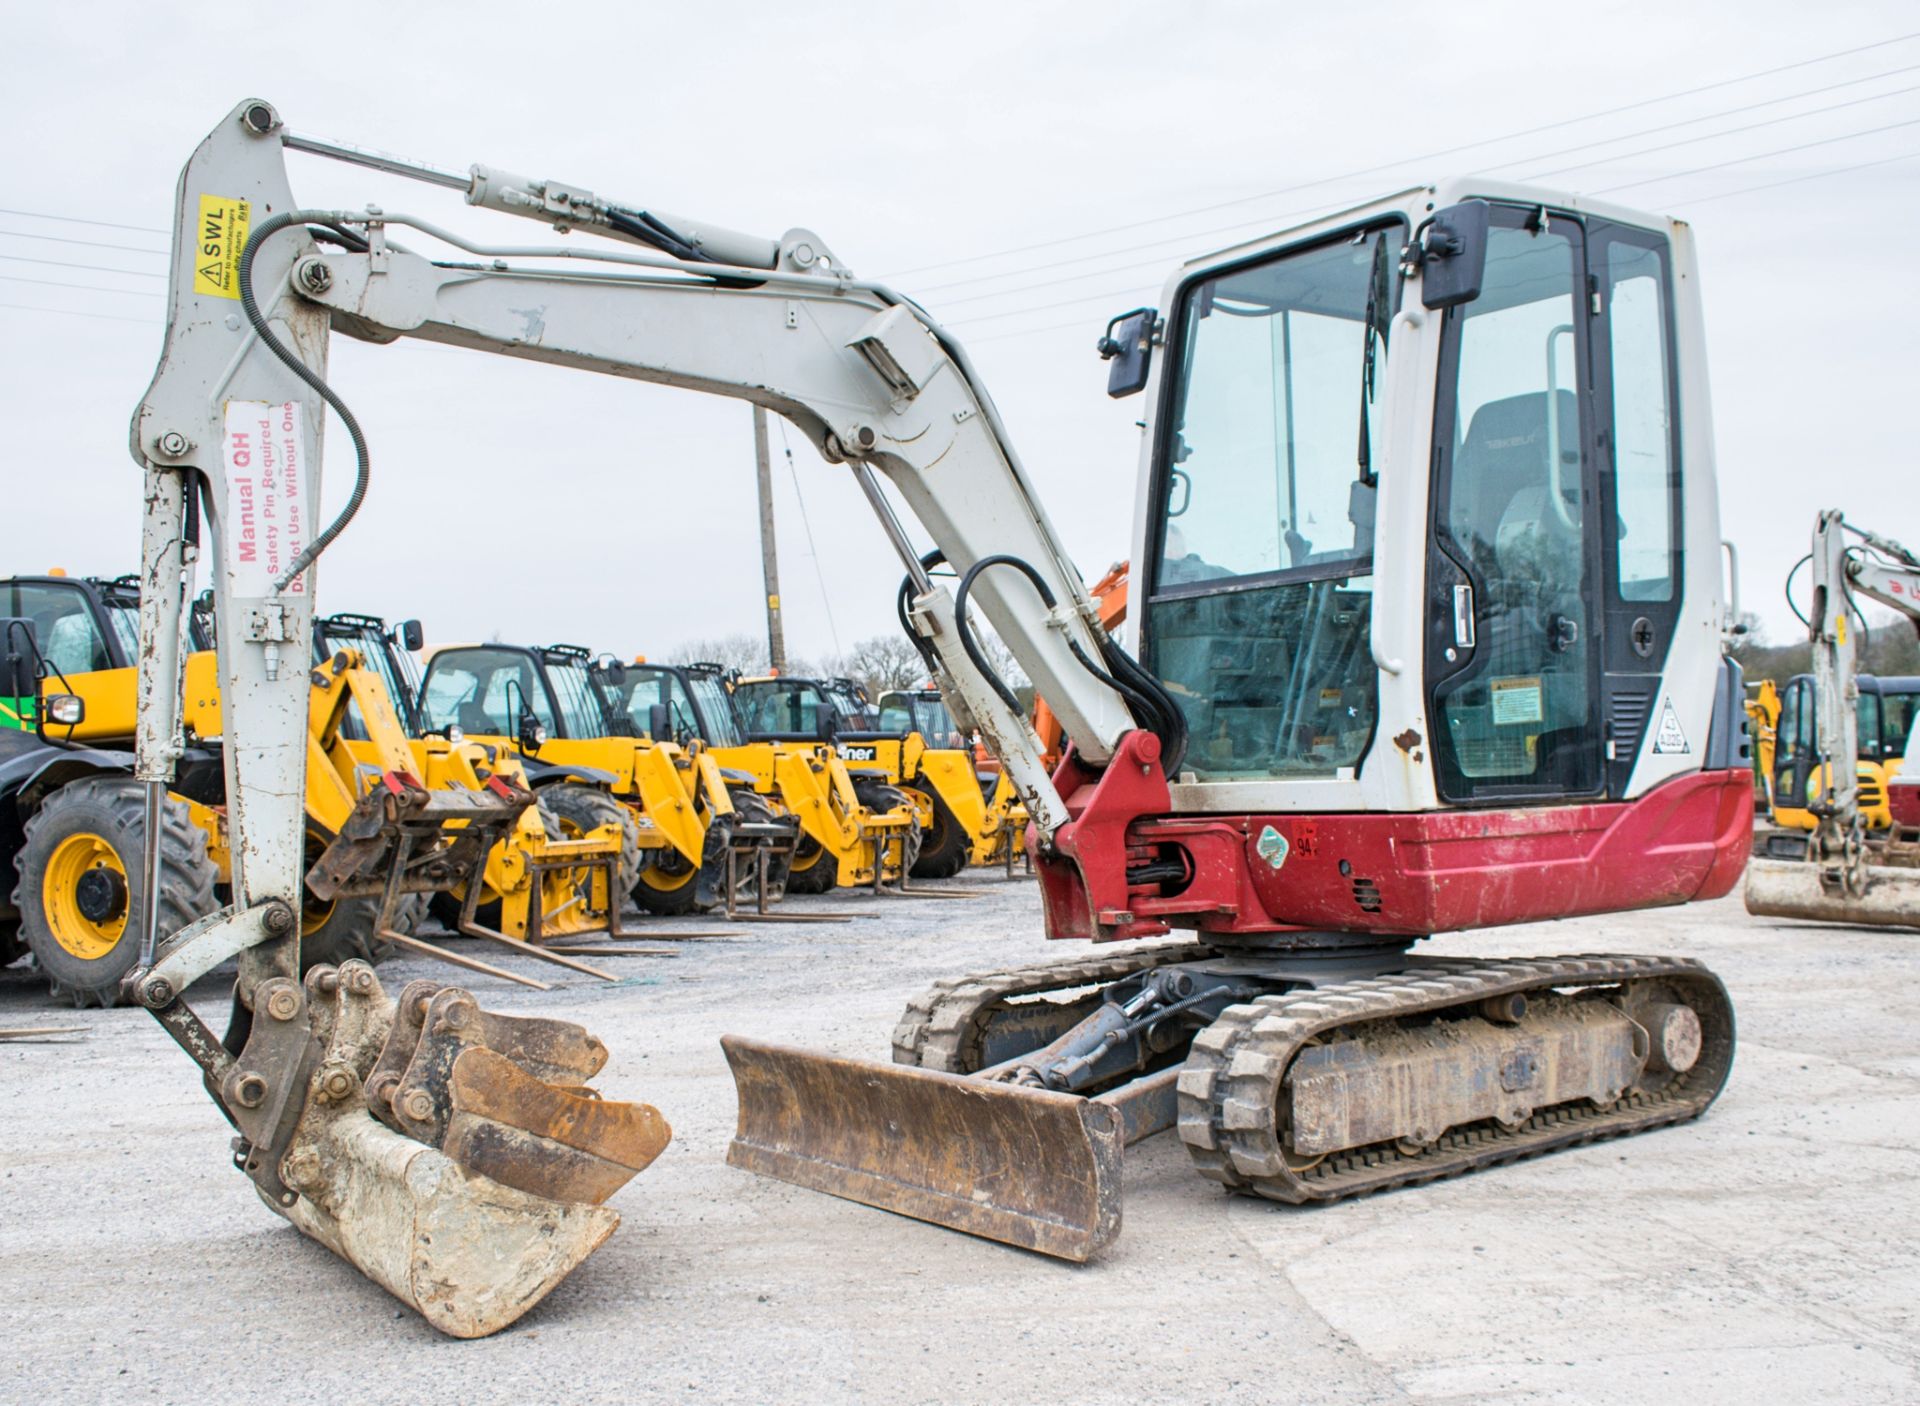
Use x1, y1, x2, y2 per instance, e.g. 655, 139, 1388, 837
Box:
235, 212, 372, 591
952, 554, 1187, 778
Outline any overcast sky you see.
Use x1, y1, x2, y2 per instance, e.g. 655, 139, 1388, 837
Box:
3, 1, 1915, 661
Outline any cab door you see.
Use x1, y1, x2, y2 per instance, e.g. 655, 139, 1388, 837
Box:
1425, 206, 1602, 802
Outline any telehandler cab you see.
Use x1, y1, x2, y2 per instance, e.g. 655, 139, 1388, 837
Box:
124, 100, 1746, 1333
591, 658, 916, 895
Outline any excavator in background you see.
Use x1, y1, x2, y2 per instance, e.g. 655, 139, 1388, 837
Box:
591, 657, 915, 895
126, 101, 1747, 1333
1753, 670, 1920, 852
1744, 678, 1779, 805
735, 673, 1023, 877
415, 641, 790, 914
1747, 511, 1920, 927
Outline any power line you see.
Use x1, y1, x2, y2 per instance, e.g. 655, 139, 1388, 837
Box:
0, 301, 153, 325
773, 416, 842, 657
0, 274, 159, 296
1593, 114, 1920, 193
1682, 146, 1920, 202
926, 76, 1920, 312
917, 59, 1920, 302
0, 252, 165, 279
958, 149, 1915, 348
878, 28, 1920, 281
0, 226, 167, 256
942, 109, 1920, 332
1525, 80, 1920, 182
0, 206, 168, 235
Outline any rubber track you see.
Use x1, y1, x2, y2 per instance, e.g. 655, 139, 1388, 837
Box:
891, 938, 1216, 1071
1176, 954, 1735, 1204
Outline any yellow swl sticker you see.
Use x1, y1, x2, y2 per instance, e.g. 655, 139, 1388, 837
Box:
192, 194, 251, 299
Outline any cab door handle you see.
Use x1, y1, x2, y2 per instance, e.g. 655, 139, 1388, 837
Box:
1452, 584, 1476, 649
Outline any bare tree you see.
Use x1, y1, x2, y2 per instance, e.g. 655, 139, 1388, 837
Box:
666, 633, 770, 675
845, 634, 926, 696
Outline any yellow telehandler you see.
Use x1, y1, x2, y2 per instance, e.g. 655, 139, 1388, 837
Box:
591, 657, 921, 895
733, 674, 1023, 877
416, 642, 796, 914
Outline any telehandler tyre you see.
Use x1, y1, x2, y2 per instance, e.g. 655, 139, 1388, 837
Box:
903, 784, 968, 880
783, 835, 838, 895
12, 775, 218, 1007
538, 783, 644, 896
633, 839, 710, 915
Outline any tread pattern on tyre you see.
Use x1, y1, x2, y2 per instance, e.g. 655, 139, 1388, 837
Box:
538, 783, 644, 898
12, 776, 219, 1007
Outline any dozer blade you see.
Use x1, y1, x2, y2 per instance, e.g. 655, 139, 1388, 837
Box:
722, 1035, 1122, 1261
1745, 857, 1920, 928
254, 962, 668, 1338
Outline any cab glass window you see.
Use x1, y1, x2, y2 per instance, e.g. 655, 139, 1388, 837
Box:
545, 659, 610, 740
1145, 223, 1399, 782
3, 582, 113, 676
419, 649, 555, 737
1605, 241, 1677, 603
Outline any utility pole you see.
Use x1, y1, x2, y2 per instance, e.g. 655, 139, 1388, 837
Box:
752, 406, 787, 673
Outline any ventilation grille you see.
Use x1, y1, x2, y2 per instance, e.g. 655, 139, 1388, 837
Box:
1611, 690, 1652, 760
1351, 878, 1382, 913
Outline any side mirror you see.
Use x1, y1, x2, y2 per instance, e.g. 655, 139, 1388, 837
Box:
518, 711, 548, 754
817, 715, 837, 743
648, 702, 671, 742
1097, 307, 1156, 398
1410, 199, 1490, 310
394, 619, 425, 652
1, 618, 38, 704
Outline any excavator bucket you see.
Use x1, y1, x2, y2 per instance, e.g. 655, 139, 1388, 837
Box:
722, 1035, 1122, 1260
1744, 856, 1920, 928
255, 962, 670, 1338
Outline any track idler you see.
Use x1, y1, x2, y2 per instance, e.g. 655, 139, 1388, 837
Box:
231, 962, 669, 1337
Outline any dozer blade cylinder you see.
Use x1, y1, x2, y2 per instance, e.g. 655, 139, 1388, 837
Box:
722, 1035, 1122, 1261
1745, 857, 1920, 928
278, 1111, 619, 1339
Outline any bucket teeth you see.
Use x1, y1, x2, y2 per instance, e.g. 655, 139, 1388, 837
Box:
445, 1046, 671, 1204
261, 961, 667, 1337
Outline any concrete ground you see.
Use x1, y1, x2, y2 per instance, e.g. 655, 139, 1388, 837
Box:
3, 875, 1916, 1405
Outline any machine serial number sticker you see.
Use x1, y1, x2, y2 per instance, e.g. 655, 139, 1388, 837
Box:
223, 399, 308, 596
1652, 697, 1690, 754
1255, 825, 1290, 870
192, 194, 251, 300
1490, 677, 1544, 726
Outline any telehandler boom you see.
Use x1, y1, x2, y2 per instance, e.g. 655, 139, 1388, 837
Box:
129, 100, 1747, 1330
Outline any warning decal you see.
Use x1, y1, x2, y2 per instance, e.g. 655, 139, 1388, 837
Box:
1491, 676, 1544, 726
1652, 697, 1690, 754
193, 194, 251, 300
223, 400, 308, 596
